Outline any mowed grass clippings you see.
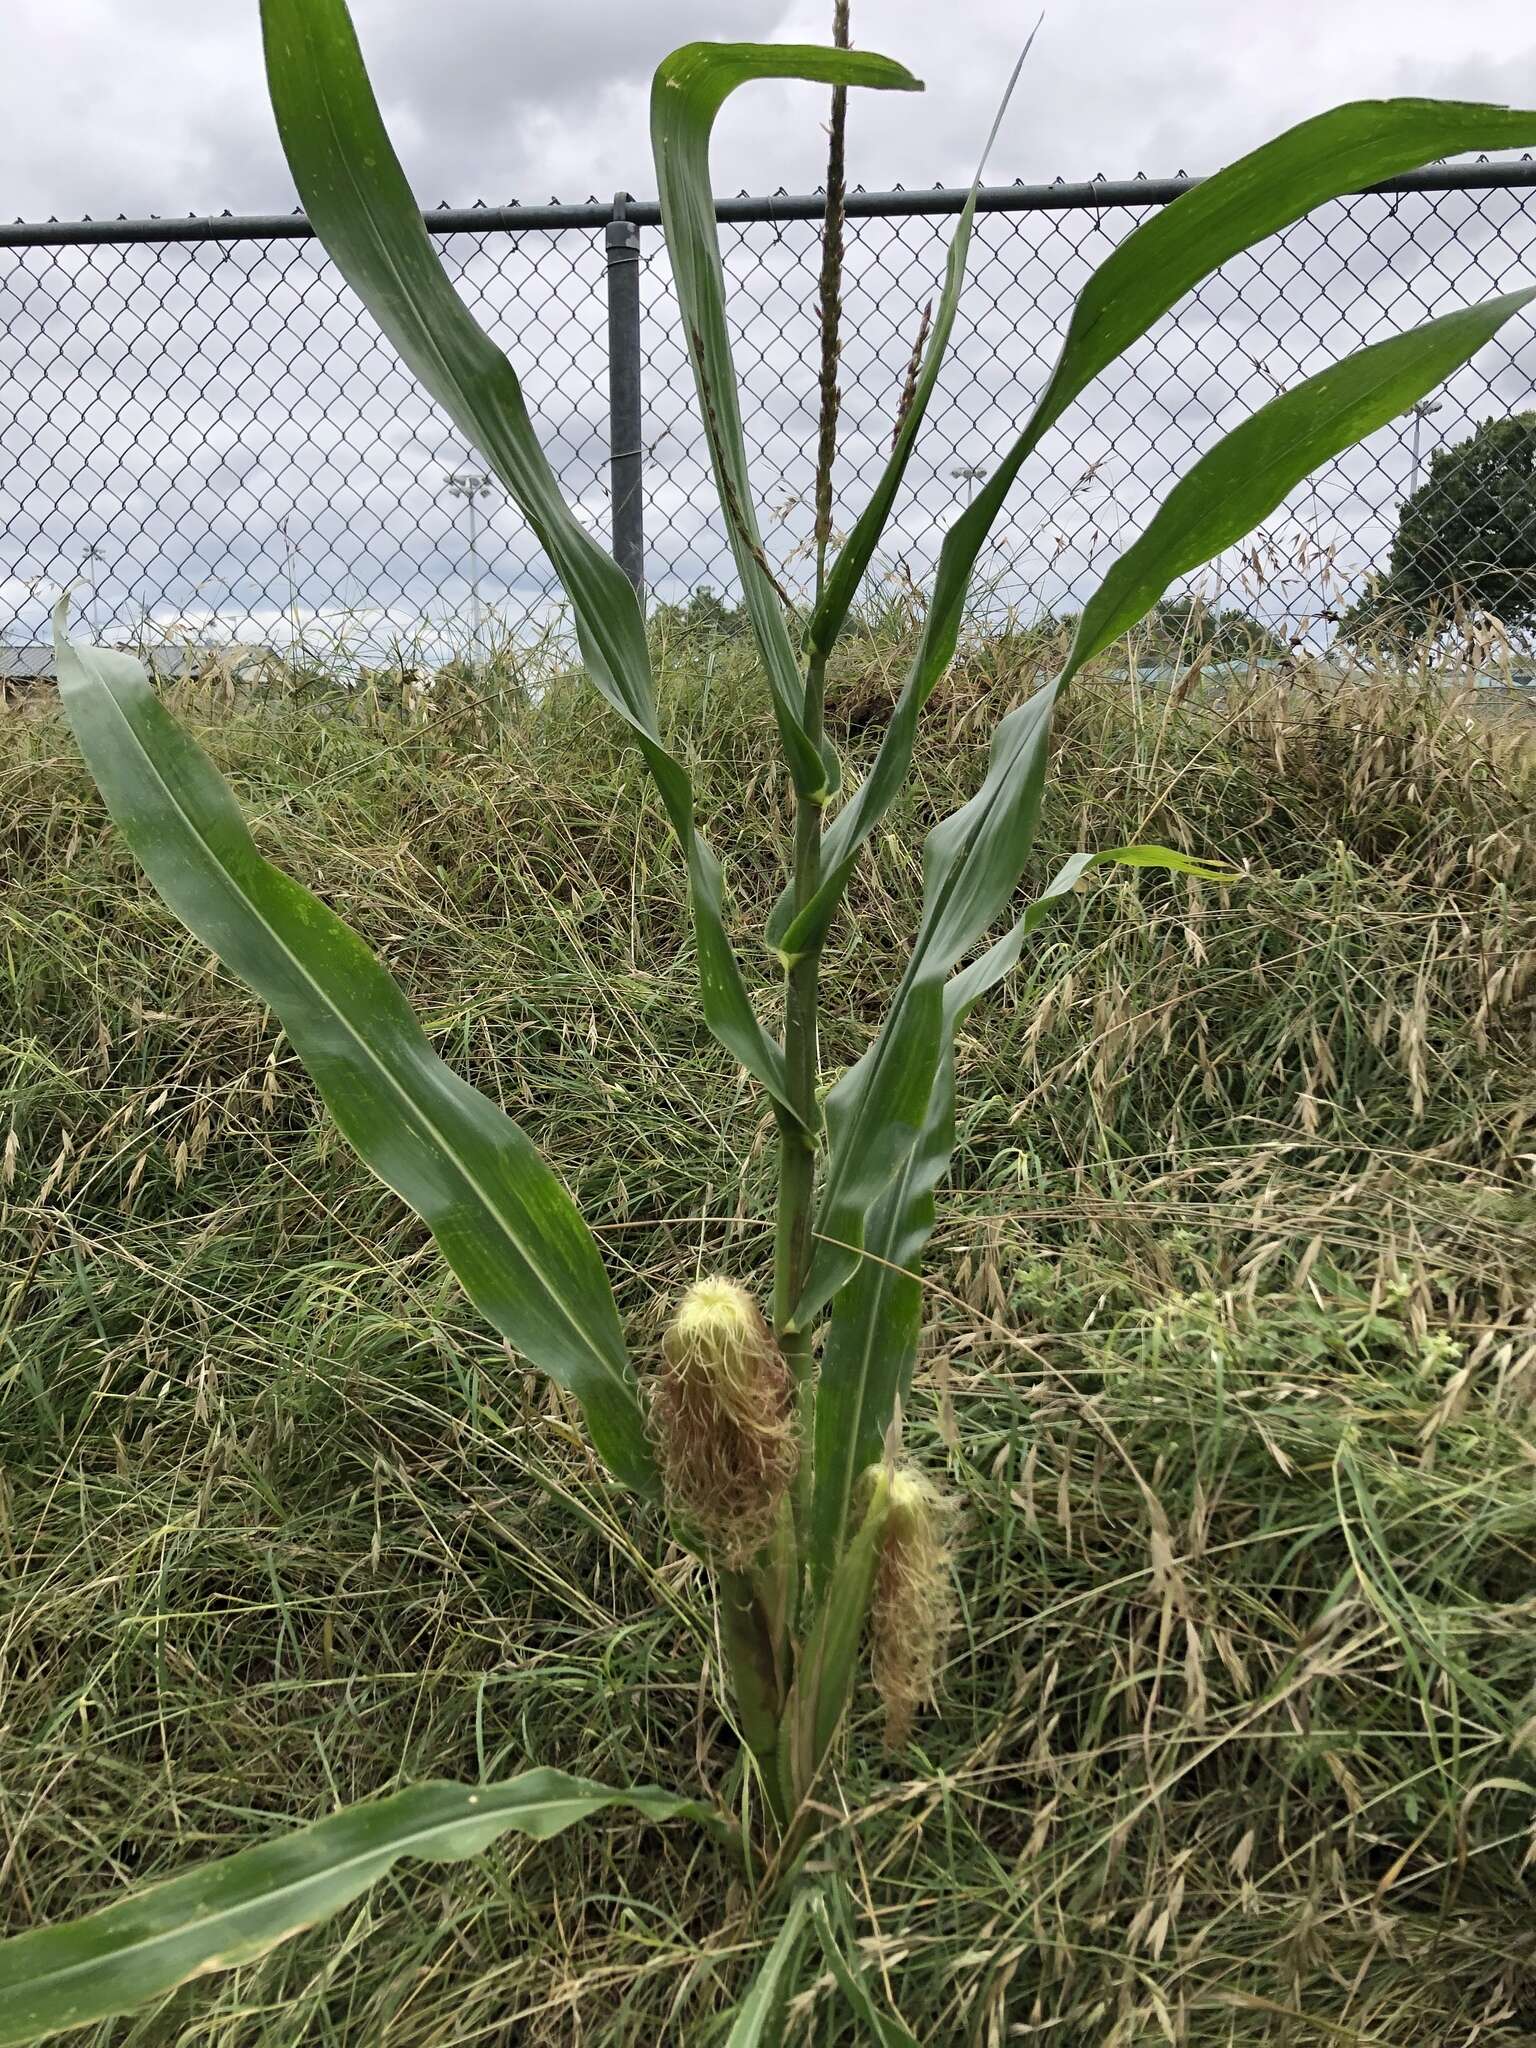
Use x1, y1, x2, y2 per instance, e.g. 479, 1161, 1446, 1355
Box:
2, 630, 1535, 2044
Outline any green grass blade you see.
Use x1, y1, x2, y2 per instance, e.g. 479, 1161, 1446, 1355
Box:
260, 0, 798, 1127
771, 96, 1536, 957
808, 849, 1234, 1582
52, 611, 655, 1496
1058, 289, 1536, 682
0, 1771, 702, 2045
651, 41, 922, 797
803, 30, 1036, 661
810, 1880, 921, 2048
724, 1889, 817, 2047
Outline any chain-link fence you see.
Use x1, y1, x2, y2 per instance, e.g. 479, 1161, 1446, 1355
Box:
2, 160, 1534, 671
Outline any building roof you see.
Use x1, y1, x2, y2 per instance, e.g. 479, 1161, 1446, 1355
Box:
1, 644, 272, 683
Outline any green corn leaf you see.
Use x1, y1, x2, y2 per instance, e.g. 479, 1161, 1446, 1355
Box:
806, 1147, 931, 1594
810, 1880, 921, 2048
0, 1770, 705, 2045
724, 1890, 817, 2046
782, 1471, 893, 1804
769, 95, 1536, 957
53, 612, 655, 1496
809, 848, 1234, 1583
261, 0, 801, 1129
1058, 288, 1536, 679
1018, 97, 1536, 477
946, 847, 1235, 1030
651, 42, 922, 797
792, 683, 1058, 1329
796, 285, 1533, 1326
803, 29, 1036, 660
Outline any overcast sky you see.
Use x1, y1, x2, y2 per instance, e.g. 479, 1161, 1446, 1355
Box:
10, 0, 1536, 223
4, 1, 1536, 656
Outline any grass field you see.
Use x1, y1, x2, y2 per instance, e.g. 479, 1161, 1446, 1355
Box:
3, 631, 1535, 2044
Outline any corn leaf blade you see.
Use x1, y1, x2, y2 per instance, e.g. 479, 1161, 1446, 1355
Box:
771, 96, 1536, 957
783, 1474, 892, 1803
53, 614, 655, 1495
260, 0, 799, 1126
806, 1140, 933, 1593
793, 683, 1058, 1328
1059, 288, 1536, 679
1030, 98, 1536, 448
795, 285, 1532, 1326
651, 41, 922, 795
0, 1771, 703, 2045
808, 849, 1232, 1582
725, 1890, 817, 2047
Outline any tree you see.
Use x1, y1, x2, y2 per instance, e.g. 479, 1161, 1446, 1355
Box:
1341, 410, 1536, 646
1145, 594, 1288, 664
650, 582, 752, 643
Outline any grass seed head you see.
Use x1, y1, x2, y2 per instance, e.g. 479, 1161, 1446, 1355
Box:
870, 1466, 954, 1748
651, 1277, 797, 1566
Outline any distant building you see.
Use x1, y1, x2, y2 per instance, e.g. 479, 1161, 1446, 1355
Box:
1, 646, 68, 685
1, 644, 275, 691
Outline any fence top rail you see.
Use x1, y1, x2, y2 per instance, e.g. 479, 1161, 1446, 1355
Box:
4, 154, 1535, 249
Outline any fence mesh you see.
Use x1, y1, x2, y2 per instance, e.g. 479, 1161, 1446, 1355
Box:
2, 168, 1534, 669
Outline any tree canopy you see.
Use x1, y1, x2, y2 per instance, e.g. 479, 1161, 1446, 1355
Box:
1341, 410, 1536, 645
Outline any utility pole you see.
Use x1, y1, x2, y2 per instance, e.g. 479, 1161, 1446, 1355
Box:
443, 468, 495, 669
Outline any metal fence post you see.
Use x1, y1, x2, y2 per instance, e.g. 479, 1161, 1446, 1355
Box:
605, 193, 645, 595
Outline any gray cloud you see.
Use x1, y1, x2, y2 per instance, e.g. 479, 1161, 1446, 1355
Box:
10, 0, 1536, 220
4, 1, 1536, 658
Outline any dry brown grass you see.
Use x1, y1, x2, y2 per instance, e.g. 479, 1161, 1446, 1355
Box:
2, 634, 1534, 2041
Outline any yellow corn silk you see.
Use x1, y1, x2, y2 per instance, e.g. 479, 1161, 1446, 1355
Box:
651, 1278, 797, 1566
869, 1468, 954, 1746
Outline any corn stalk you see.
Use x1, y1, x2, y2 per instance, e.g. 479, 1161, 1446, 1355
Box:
4, 0, 1535, 2032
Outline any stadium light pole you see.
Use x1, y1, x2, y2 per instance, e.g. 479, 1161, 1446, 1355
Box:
443, 468, 495, 670
81, 541, 102, 638
1410, 398, 1443, 497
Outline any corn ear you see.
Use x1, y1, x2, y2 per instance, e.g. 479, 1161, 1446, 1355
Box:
870, 1470, 954, 1747
651, 1278, 797, 1566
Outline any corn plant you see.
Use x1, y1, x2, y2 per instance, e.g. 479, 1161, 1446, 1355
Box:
4, 0, 1534, 2034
